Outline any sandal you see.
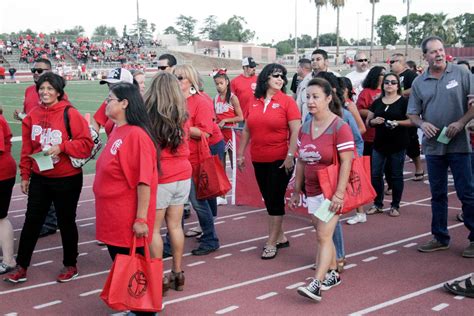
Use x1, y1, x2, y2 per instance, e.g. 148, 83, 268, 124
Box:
276, 240, 290, 249
389, 207, 400, 217
443, 277, 474, 298
366, 206, 383, 215
184, 227, 202, 238
413, 171, 425, 181
261, 245, 277, 260
336, 258, 346, 273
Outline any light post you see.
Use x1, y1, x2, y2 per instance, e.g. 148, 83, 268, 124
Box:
357, 12, 362, 48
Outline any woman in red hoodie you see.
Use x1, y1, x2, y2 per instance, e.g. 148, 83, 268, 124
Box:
5, 73, 93, 284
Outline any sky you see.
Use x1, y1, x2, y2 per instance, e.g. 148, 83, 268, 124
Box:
1, 0, 473, 44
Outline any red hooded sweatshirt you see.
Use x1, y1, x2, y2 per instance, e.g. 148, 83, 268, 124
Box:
20, 99, 93, 180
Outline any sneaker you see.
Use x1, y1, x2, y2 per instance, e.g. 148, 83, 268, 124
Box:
462, 242, 474, 258
3, 266, 27, 283
217, 197, 228, 205
388, 207, 400, 217
297, 278, 322, 301
57, 266, 78, 283
457, 212, 464, 222
385, 188, 392, 195
0, 263, 15, 275
321, 270, 341, 291
366, 205, 383, 215
347, 212, 367, 225
417, 239, 449, 253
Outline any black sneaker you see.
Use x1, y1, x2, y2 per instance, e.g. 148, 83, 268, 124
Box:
321, 270, 341, 291
297, 278, 322, 301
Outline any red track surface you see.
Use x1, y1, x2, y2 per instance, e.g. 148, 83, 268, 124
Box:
0, 161, 472, 315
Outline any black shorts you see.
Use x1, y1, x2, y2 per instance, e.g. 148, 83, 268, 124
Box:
0, 177, 16, 219
253, 160, 292, 216
406, 128, 421, 159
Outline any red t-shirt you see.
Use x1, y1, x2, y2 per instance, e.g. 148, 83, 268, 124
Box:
0, 67, 5, 77
230, 74, 257, 117
297, 117, 355, 197
356, 88, 381, 143
246, 90, 301, 162
93, 101, 115, 137
20, 100, 94, 180
214, 93, 237, 143
23, 85, 69, 115
93, 124, 158, 247
187, 94, 220, 165
0, 115, 17, 181
159, 121, 192, 184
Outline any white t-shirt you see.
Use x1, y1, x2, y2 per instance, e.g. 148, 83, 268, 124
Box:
296, 72, 313, 121
346, 69, 370, 101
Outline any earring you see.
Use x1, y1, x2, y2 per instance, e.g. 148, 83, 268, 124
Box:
189, 86, 197, 95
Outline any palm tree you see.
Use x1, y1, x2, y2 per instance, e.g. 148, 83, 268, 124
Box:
330, 0, 345, 65
311, 0, 328, 48
403, 0, 410, 56
369, 0, 379, 62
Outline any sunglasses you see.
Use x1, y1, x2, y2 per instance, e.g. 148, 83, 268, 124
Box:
158, 66, 168, 70
356, 59, 368, 62
384, 80, 398, 85
31, 68, 48, 74
389, 60, 399, 64
271, 74, 284, 79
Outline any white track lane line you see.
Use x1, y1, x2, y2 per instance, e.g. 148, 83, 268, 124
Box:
79, 223, 94, 227
383, 250, 398, 255
256, 292, 278, 300
344, 264, 358, 269
286, 282, 306, 289
33, 300, 62, 309
431, 303, 449, 311
32, 260, 53, 267
362, 256, 378, 262
348, 274, 471, 315
79, 289, 102, 297
4, 313, 18, 316
240, 246, 257, 252
232, 216, 247, 220
453, 295, 465, 300
290, 233, 305, 238
215, 254, 232, 259
187, 261, 206, 267
403, 243, 417, 248
215, 305, 239, 314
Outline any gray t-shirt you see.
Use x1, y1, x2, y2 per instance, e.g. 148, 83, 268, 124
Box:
407, 63, 473, 155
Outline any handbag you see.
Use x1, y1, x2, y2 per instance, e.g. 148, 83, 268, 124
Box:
316, 124, 376, 214
100, 237, 163, 312
194, 134, 231, 200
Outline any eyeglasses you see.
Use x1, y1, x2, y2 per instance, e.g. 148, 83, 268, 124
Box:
31, 68, 49, 74
356, 59, 368, 63
176, 75, 184, 81
105, 97, 120, 104
158, 66, 169, 70
389, 60, 399, 64
271, 74, 284, 79
384, 80, 398, 85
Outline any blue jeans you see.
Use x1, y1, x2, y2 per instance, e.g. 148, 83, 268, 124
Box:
426, 153, 474, 244
371, 149, 406, 208
189, 180, 219, 250
332, 221, 345, 260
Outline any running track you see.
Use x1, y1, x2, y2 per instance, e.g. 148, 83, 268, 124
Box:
0, 161, 472, 315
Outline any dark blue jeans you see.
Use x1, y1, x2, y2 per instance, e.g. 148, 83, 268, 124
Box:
371, 149, 406, 209
426, 153, 474, 244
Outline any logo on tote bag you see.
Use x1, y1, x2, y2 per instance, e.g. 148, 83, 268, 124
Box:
347, 170, 362, 196
128, 270, 148, 298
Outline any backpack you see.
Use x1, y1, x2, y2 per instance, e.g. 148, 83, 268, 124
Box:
64, 105, 103, 168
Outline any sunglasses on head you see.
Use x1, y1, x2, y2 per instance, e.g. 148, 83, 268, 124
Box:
389, 60, 399, 64
31, 68, 48, 74
158, 66, 168, 70
357, 59, 368, 62
384, 80, 398, 85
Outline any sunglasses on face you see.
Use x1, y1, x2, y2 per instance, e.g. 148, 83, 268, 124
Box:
357, 59, 368, 62
158, 66, 168, 70
31, 68, 48, 74
389, 60, 399, 64
271, 73, 284, 79
384, 80, 398, 85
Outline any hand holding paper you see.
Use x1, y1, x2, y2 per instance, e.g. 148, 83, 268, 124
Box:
30, 152, 54, 171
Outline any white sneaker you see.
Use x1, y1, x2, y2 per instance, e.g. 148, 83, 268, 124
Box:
217, 197, 228, 205
347, 212, 367, 225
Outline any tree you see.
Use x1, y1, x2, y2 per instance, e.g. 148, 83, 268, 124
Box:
376, 15, 400, 46
200, 15, 218, 40
275, 41, 294, 55
92, 25, 118, 40
214, 15, 255, 42
400, 13, 425, 46
123, 25, 128, 38
163, 26, 179, 35
330, 0, 346, 65
175, 15, 199, 44
317, 33, 349, 46
311, 0, 328, 48
150, 23, 156, 35
130, 18, 152, 40
452, 13, 474, 47
297, 34, 314, 48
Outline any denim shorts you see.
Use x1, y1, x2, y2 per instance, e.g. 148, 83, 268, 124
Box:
156, 179, 191, 209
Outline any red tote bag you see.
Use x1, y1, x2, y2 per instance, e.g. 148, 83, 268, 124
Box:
194, 134, 231, 200
100, 237, 163, 312
316, 127, 376, 214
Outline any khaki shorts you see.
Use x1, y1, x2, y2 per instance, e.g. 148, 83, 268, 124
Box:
156, 179, 191, 209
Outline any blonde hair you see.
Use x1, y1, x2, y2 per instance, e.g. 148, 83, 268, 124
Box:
144, 72, 188, 151
173, 64, 200, 94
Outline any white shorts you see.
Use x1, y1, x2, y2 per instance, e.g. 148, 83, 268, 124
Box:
156, 179, 191, 209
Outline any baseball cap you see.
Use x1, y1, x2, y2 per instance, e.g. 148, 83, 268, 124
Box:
100, 68, 133, 85
242, 57, 257, 68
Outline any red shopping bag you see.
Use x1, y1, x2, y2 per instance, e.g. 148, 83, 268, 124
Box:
316, 127, 376, 214
100, 237, 163, 312
194, 134, 231, 200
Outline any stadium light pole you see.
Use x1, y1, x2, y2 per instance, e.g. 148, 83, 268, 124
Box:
357, 12, 362, 48
404, 0, 410, 57
295, 0, 298, 65
136, 0, 140, 41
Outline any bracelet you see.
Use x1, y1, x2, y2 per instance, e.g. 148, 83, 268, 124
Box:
334, 193, 344, 200
287, 153, 294, 157
134, 218, 147, 224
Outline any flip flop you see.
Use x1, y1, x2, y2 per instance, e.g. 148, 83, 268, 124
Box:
276, 240, 290, 249
443, 277, 474, 298
184, 227, 202, 238
261, 245, 277, 260
413, 171, 425, 181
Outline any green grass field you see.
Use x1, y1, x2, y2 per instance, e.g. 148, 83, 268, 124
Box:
0, 75, 231, 182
